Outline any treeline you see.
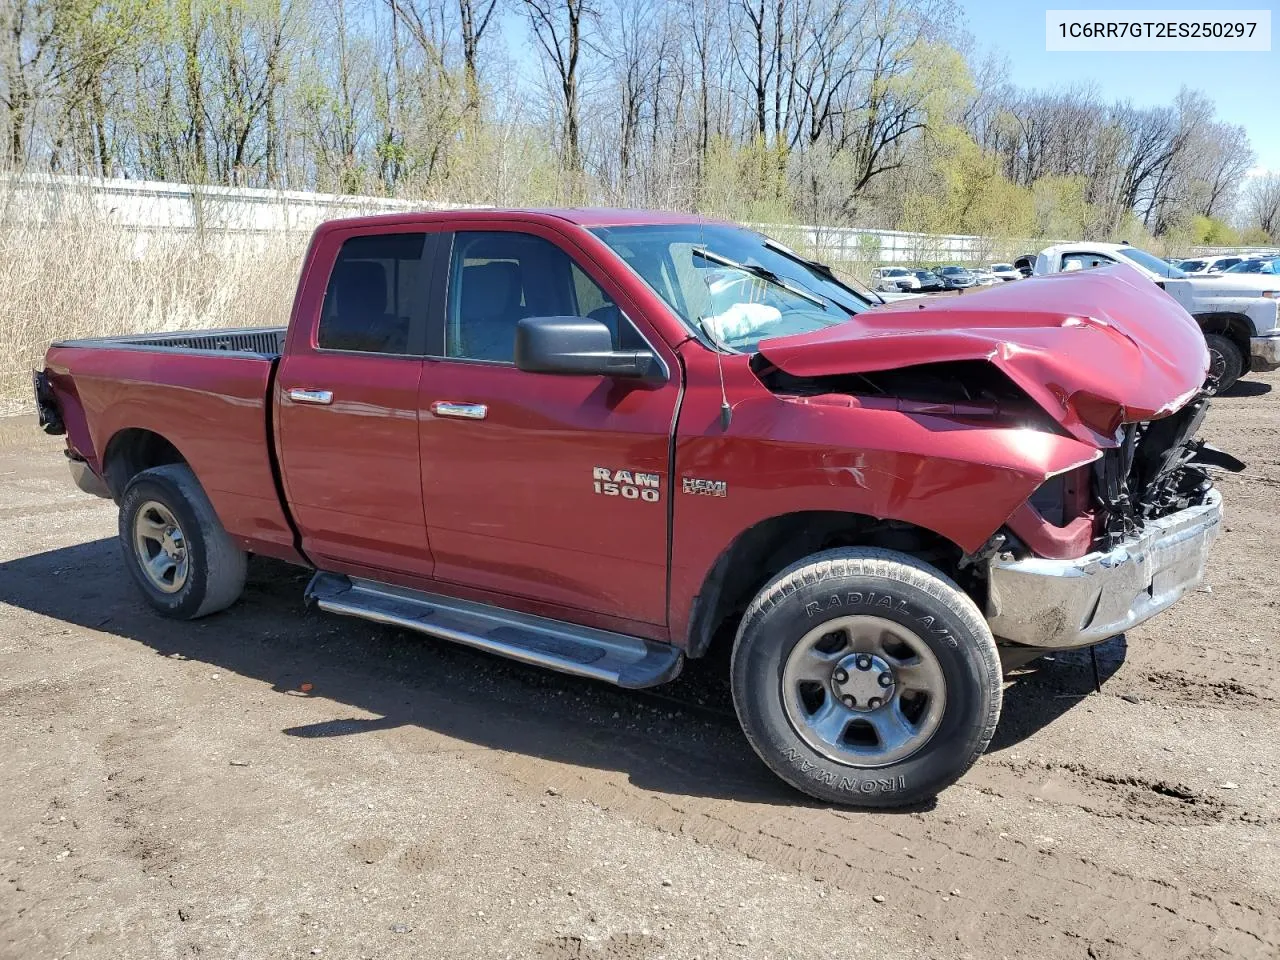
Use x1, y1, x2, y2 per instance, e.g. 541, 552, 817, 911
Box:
3, 0, 1278, 245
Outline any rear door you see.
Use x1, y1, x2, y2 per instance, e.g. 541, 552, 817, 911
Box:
416, 223, 680, 629
275, 225, 439, 578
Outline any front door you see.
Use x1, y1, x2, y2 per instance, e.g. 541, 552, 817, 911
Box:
417, 226, 680, 628
276, 227, 437, 579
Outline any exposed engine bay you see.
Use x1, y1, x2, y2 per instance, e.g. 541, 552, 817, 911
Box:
1093, 396, 1244, 546
752, 356, 1245, 556
750, 357, 1065, 431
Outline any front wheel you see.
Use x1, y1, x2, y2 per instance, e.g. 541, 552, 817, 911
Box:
1204, 333, 1245, 393
730, 548, 1002, 808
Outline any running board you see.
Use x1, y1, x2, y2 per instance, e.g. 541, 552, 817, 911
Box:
304, 572, 683, 689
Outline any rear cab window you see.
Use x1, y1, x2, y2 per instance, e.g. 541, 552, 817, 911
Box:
318, 233, 430, 354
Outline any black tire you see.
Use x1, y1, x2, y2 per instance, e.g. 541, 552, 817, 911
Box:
1204, 333, 1245, 393
730, 547, 1001, 808
118, 464, 247, 619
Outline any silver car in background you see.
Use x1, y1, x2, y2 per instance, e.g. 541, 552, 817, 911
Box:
1179, 255, 1245, 274
870, 266, 921, 292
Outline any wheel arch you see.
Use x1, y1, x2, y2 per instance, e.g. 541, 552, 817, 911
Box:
684, 510, 974, 662
1194, 312, 1252, 357
102, 427, 189, 500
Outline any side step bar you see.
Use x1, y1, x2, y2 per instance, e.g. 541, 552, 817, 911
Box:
304, 572, 683, 689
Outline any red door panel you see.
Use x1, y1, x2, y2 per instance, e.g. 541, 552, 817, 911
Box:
273, 224, 437, 577
276, 353, 430, 577
418, 363, 677, 625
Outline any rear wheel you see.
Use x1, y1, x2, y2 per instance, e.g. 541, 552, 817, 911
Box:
1204, 333, 1245, 393
118, 464, 247, 619
730, 548, 1001, 808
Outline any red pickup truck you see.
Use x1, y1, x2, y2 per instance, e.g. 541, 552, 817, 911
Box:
34, 209, 1238, 807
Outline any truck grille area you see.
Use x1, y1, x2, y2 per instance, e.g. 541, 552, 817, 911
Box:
1093, 396, 1242, 548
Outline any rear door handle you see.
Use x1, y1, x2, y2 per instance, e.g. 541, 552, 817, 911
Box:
288, 388, 333, 405
431, 401, 488, 420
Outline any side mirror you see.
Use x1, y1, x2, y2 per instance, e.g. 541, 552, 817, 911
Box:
514, 316, 665, 381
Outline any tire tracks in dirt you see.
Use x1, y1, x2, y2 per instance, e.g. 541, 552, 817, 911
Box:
482, 730, 1280, 959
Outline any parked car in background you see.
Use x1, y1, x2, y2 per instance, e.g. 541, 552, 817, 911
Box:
933, 265, 977, 289
1012, 255, 1036, 277
34, 208, 1239, 809
989, 263, 1020, 281
971, 268, 999, 286
1179, 255, 1244, 275
870, 266, 921, 292
1224, 257, 1280, 274
912, 269, 945, 292
1033, 241, 1280, 391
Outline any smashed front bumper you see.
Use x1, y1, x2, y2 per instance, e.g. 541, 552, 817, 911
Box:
985, 490, 1222, 649
1251, 334, 1280, 373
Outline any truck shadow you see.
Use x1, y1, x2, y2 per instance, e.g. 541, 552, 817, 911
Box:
1221, 379, 1272, 398
1, 538, 1119, 808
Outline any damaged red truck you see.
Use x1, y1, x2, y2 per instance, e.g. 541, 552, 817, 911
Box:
34, 210, 1240, 807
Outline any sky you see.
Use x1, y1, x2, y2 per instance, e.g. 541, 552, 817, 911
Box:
956, 1, 1280, 173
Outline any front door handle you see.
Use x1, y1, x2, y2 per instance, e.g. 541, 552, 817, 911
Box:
431, 401, 488, 420
288, 388, 334, 405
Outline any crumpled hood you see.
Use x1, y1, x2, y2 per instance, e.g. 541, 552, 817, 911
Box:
756, 264, 1208, 447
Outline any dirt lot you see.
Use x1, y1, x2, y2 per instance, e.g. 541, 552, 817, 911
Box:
2, 375, 1279, 960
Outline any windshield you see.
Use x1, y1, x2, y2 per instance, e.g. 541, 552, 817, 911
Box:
991, 264, 1012, 270
1117, 246, 1187, 278
1226, 258, 1279, 274
1179, 260, 1205, 271
590, 223, 873, 351
939, 266, 969, 276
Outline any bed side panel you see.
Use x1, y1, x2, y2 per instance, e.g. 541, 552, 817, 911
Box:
46, 346, 299, 561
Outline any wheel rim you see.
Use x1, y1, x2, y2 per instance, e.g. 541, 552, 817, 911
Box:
1208, 346, 1227, 385
132, 500, 189, 594
781, 615, 947, 767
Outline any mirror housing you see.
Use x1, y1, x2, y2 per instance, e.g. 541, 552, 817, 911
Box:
514, 316, 664, 380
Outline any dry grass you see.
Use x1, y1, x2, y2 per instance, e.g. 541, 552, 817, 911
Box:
1, 213, 306, 401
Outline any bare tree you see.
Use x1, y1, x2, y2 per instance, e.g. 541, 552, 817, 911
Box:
521, 0, 593, 174
1248, 172, 1280, 240
1, 0, 1266, 242
457, 0, 499, 114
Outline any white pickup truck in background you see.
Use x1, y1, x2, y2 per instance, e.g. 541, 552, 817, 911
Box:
1034, 242, 1280, 391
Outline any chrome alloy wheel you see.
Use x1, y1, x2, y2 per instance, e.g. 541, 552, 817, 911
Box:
781, 615, 946, 767
132, 500, 189, 594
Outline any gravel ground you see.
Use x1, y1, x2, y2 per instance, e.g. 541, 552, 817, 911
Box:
1, 373, 1278, 960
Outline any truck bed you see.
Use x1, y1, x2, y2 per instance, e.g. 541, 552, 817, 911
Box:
42, 329, 300, 563
53, 326, 286, 357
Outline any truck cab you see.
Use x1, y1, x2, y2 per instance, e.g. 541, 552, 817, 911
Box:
35, 210, 1239, 808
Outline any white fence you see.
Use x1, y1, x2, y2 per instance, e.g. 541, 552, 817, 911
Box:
0, 174, 1004, 263
0, 174, 435, 252
2, 173, 1274, 264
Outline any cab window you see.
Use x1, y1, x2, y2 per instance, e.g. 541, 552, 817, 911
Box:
1061, 251, 1115, 271
443, 231, 631, 363
318, 233, 428, 354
